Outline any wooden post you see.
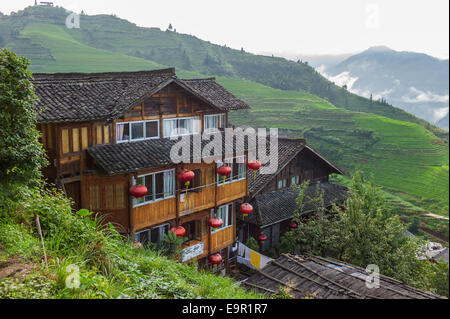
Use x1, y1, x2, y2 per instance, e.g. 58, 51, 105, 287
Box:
35, 214, 48, 269
127, 173, 133, 235
175, 166, 180, 226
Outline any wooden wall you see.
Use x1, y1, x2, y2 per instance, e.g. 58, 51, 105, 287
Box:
217, 179, 247, 206
81, 173, 129, 232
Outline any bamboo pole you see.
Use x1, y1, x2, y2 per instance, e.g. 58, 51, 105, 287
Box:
35, 214, 48, 269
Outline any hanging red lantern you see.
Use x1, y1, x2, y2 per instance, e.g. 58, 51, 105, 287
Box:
129, 185, 148, 198
289, 221, 298, 229
178, 170, 195, 195
240, 203, 253, 217
208, 217, 223, 229
258, 234, 267, 242
217, 164, 232, 185
340, 205, 347, 211
247, 160, 261, 179
170, 226, 186, 237
247, 160, 262, 171
178, 170, 195, 185
208, 253, 223, 265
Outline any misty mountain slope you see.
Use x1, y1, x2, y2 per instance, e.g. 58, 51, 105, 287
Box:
323, 46, 449, 129
0, 5, 446, 139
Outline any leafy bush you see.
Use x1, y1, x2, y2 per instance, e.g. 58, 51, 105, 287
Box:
0, 48, 47, 188
245, 237, 259, 252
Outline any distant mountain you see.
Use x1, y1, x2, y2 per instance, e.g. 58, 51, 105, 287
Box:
321, 46, 449, 130
0, 5, 446, 139
258, 51, 353, 69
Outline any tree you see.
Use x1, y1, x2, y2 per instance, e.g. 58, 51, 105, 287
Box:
167, 23, 173, 31
289, 171, 448, 295
0, 49, 47, 188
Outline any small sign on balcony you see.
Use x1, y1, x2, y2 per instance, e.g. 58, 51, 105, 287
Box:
180, 193, 185, 202
181, 242, 204, 262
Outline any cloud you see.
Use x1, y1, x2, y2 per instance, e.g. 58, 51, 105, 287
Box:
319, 70, 359, 91
433, 107, 449, 123
402, 87, 449, 103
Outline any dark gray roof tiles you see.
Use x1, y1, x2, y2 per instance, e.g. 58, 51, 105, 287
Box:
243, 254, 445, 299
32, 69, 249, 123
244, 182, 349, 227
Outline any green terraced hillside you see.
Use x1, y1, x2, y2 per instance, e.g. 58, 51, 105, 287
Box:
0, 5, 446, 140
1, 6, 448, 219
222, 78, 449, 216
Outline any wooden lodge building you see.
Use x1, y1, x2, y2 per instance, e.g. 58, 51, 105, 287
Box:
32, 67, 347, 269
32, 68, 251, 269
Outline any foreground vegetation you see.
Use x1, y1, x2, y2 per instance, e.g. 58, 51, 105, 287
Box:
0, 49, 259, 299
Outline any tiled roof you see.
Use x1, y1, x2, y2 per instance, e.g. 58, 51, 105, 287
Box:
243, 254, 445, 299
244, 182, 349, 227
32, 69, 249, 124
33, 68, 175, 123
87, 131, 253, 175
248, 141, 343, 198
182, 78, 250, 111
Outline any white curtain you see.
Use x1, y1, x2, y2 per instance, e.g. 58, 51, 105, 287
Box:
164, 170, 174, 197
116, 123, 125, 141
164, 119, 177, 137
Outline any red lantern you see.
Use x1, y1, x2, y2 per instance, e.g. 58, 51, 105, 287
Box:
208, 253, 223, 265
217, 164, 232, 185
289, 222, 298, 229
340, 205, 347, 211
178, 170, 195, 195
170, 226, 186, 237
247, 160, 261, 179
208, 217, 223, 229
129, 185, 148, 198
178, 170, 195, 186
258, 234, 267, 242
240, 203, 253, 217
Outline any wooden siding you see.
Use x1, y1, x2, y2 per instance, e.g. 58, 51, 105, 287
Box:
132, 197, 177, 232
217, 179, 247, 206
211, 225, 235, 252
81, 173, 129, 232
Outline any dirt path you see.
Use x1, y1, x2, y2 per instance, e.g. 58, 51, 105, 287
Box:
0, 256, 37, 281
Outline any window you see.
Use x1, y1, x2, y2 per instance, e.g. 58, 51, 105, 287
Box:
151, 224, 170, 243
204, 114, 225, 132
116, 120, 159, 143
210, 203, 233, 233
277, 179, 287, 189
61, 126, 90, 155
134, 224, 170, 245
134, 229, 150, 245
291, 175, 300, 186
133, 169, 175, 207
216, 156, 246, 186
163, 116, 199, 137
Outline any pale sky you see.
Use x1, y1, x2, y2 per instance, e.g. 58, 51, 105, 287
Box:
2, 0, 449, 59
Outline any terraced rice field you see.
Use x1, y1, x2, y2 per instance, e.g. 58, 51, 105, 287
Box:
221, 77, 449, 216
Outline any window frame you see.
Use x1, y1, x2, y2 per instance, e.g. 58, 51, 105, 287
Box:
163, 116, 200, 138
210, 203, 234, 234
132, 168, 175, 207
216, 155, 247, 186
204, 113, 226, 133
116, 119, 160, 143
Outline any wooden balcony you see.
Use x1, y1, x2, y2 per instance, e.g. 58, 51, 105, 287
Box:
179, 185, 215, 216
217, 179, 247, 206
